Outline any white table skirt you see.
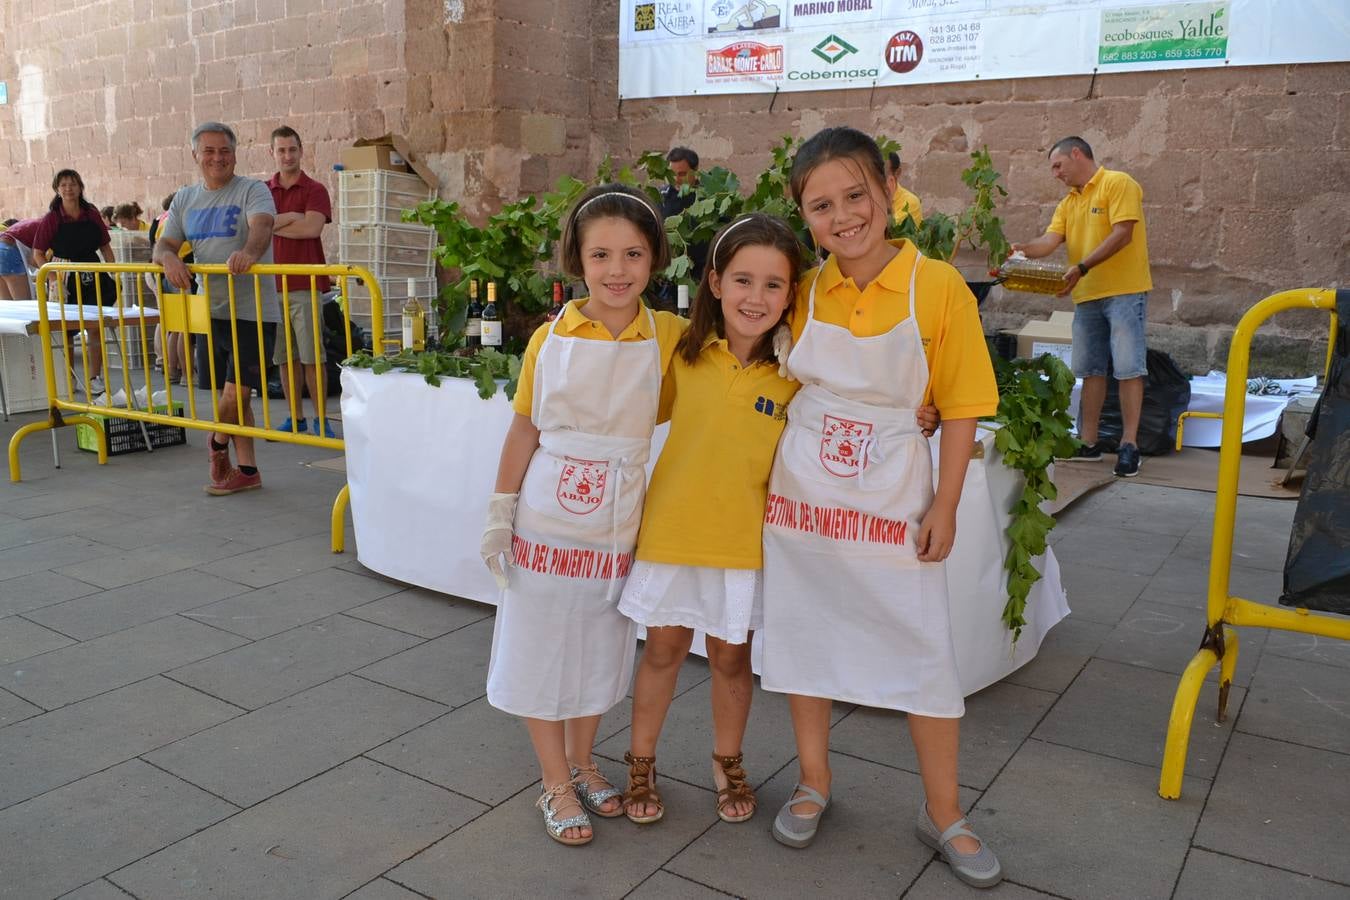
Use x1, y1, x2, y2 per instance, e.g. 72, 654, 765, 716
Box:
341, 368, 1068, 697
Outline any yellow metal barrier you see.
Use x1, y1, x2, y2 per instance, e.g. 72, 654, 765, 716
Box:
1159, 288, 1347, 800
6, 261, 388, 555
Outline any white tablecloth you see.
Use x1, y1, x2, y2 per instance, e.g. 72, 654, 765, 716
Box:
0, 301, 158, 336
341, 367, 1069, 697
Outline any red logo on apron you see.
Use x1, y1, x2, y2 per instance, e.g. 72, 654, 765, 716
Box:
556, 457, 609, 515
820, 414, 873, 478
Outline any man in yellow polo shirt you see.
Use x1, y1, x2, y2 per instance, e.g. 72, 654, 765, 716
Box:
888, 152, 924, 227
1012, 136, 1151, 477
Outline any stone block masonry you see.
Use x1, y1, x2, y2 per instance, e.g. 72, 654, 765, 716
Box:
0, 1, 1344, 370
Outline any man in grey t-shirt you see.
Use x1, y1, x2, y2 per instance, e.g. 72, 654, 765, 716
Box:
155, 121, 278, 496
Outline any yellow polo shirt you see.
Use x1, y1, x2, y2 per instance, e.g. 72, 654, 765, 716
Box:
1048, 166, 1152, 304
789, 240, 998, 420
891, 185, 924, 226
636, 337, 800, 568
511, 299, 686, 417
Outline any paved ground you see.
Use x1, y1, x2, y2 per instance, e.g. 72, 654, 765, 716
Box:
1, 398, 1347, 900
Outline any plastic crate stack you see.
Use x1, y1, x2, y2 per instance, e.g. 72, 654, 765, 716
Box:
106, 229, 153, 368
336, 169, 438, 347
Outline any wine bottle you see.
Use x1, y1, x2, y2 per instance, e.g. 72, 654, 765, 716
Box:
546, 280, 565, 321
480, 281, 503, 347
676, 284, 690, 317
401, 277, 426, 352
465, 279, 483, 349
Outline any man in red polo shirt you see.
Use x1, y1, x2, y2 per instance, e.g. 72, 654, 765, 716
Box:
267, 125, 335, 438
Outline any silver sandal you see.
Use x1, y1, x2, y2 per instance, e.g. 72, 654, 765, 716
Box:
537, 780, 592, 846
570, 761, 624, 818
916, 803, 1003, 888
772, 783, 830, 848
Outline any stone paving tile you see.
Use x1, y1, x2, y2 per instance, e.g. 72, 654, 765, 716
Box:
1095, 599, 1268, 687
0, 570, 100, 618
391, 777, 714, 899
1137, 555, 1285, 610
0, 535, 120, 581
25, 570, 250, 641
110, 758, 483, 900
1002, 615, 1113, 694
180, 567, 403, 639
1097, 482, 1212, 538
0, 516, 72, 551
1050, 523, 1181, 579
0, 758, 236, 899
629, 870, 738, 899
1055, 560, 1151, 625
831, 681, 1058, 790
356, 616, 495, 708
195, 532, 355, 588
0, 687, 43, 727
1, 487, 136, 520
1263, 629, 1350, 671
0, 615, 249, 709
1235, 653, 1350, 755
58, 878, 140, 899
343, 878, 430, 900
53, 533, 252, 590
170, 614, 420, 710
1033, 658, 1241, 780
904, 866, 1059, 898
666, 752, 978, 900
1172, 503, 1296, 573
1195, 733, 1350, 886
367, 697, 533, 807
1172, 847, 1350, 900
196, 507, 335, 550
0, 677, 241, 809
967, 739, 1207, 900
346, 586, 494, 638
0, 615, 76, 664
147, 675, 445, 807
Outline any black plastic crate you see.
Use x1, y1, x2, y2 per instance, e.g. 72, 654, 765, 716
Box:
76, 404, 188, 456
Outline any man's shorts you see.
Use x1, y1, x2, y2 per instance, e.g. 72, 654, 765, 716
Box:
197, 318, 277, 394
0, 239, 25, 275
272, 292, 327, 365
1072, 292, 1148, 379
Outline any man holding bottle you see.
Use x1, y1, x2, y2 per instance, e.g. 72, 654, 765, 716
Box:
1011, 136, 1151, 478
266, 124, 335, 439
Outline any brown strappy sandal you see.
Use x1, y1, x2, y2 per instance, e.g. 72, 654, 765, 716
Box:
621, 751, 664, 824
711, 751, 757, 823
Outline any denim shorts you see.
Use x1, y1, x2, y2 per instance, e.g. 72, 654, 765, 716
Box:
1072, 292, 1148, 379
0, 239, 25, 275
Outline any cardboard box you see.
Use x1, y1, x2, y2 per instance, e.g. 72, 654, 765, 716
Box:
341, 134, 440, 191
1004, 310, 1074, 367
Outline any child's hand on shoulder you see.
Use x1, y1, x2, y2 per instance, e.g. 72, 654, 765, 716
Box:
916, 502, 957, 562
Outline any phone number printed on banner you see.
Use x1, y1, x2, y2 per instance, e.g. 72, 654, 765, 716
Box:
915, 18, 983, 76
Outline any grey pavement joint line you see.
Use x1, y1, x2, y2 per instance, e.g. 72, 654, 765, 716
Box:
355, 752, 496, 821
138, 755, 246, 812
1186, 844, 1350, 889
14, 611, 81, 642
349, 672, 458, 709
630, 870, 742, 898
342, 877, 439, 900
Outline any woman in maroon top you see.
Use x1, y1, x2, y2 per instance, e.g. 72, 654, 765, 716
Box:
31, 170, 118, 388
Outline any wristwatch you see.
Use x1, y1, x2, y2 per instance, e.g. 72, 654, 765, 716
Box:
1076, 262, 1090, 276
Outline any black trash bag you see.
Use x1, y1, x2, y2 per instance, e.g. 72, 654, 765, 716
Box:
1097, 348, 1192, 456
322, 299, 360, 397
1281, 288, 1350, 614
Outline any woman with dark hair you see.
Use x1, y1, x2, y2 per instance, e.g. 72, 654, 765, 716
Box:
31, 169, 119, 388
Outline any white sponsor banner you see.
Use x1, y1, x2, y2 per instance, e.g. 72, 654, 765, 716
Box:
618, 0, 1350, 98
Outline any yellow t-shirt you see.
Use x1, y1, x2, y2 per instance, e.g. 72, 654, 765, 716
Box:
891, 185, 924, 226
1048, 166, 1152, 304
789, 240, 998, 420
511, 299, 686, 417
636, 337, 800, 569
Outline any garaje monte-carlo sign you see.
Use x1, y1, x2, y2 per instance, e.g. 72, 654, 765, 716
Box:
618, 0, 1349, 99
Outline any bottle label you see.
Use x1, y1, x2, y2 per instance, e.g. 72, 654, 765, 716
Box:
402, 316, 414, 349
467, 318, 482, 337
480, 320, 503, 346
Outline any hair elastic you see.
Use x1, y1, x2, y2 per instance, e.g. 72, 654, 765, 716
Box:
710, 215, 755, 269
574, 191, 659, 223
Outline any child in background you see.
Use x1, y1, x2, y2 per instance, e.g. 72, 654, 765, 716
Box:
480, 184, 685, 847
761, 127, 1003, 889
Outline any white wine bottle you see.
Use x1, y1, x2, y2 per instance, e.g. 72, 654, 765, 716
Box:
401, 277, 426, 352
480, 281, 503, 348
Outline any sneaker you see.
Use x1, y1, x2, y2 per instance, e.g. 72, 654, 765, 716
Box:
266, 417, 308, 442
205, 467, 262, 496
208, 445, 231, 485
1057, 440, 1104, 461
1114, 442, 1142, 477
88, 375, 104, 395
312, 417, 336, 439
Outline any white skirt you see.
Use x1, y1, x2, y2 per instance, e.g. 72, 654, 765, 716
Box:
618, 561, 762, 645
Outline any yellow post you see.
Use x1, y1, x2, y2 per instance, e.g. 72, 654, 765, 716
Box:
331, 484, 351, 553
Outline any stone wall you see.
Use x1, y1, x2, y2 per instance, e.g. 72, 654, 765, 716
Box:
2, 0, 1345, 374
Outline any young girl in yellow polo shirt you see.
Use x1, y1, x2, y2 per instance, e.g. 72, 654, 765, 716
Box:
614, 214, 802, 827
761, 128, 1004, 889
479, 183, 685, 847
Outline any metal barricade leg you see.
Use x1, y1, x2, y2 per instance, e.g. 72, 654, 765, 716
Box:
331, 484, 350, 553
1159, 645, 1218, 799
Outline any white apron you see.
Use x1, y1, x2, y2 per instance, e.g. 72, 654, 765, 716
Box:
760, 252, 965, 717
486, 307, 660, 720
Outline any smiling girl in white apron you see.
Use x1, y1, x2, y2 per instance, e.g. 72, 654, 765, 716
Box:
760, 128, 1005, 889
478, 185, 684, 847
